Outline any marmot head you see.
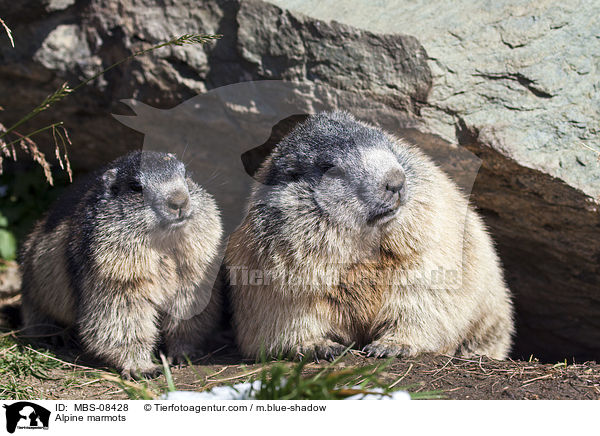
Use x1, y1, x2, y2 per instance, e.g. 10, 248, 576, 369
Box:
100, 151, 200, 232
257, 111, 418, 234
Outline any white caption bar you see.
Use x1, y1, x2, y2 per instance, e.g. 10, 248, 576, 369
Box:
0, 400, 596, 435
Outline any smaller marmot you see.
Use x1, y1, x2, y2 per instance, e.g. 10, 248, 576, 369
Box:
20, 151, 223, 378
226, 111, 514, 361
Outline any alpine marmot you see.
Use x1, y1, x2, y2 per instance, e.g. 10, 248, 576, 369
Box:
226, 111, 513, 360
20, 151, 223, 378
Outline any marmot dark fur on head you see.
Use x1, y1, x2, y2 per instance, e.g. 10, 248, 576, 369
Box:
226, 111, 514, 360
20, 151, 223, 378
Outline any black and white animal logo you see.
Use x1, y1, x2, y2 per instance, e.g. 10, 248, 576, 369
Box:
3, 402, 50, 433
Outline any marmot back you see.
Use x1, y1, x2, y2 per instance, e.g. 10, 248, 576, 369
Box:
226, 111, 514, 360
20, 151, 223, 378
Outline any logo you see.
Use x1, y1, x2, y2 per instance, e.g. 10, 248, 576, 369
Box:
3, 402, 50, 434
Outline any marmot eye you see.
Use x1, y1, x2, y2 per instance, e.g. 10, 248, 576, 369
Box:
129, 180, 143, 192
320, 163, 344, 178
282, 165, 301, 181
319, 163, 335, 173
286, 171, 301, 181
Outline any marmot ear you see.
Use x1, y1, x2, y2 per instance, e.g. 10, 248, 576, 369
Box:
102, 168, 118, 192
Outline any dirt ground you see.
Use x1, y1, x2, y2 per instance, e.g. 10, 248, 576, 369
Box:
15, 346, 600, 400
2, 263, 600, 400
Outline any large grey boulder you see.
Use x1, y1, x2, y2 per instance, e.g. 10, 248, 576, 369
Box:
0, 0, 598, 360
267, 0, 600, 199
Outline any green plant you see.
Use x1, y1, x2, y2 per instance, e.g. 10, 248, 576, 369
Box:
0, 335, 110, 399
0, 337, 63, 379
249, 351, 441, 400
0, 214, 16, 260
0, 376, 37, 400
252, 360, 383, 400
101, 374, 158, 400
0, 336, 60, 398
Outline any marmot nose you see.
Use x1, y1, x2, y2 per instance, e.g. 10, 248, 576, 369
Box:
166, 189, 190, 216
383, 168, 406, 200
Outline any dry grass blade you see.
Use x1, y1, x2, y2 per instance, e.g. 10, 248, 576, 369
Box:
0, 17, 14, 48
0, 344, 17, 357
0, 122, 7, 156
52, 124, 73, 182
0, 122, 5, 174
23, 346, 96, 371
206, 367, 265, 383
71, 379, 102, 389
100, 374, 158, 399
522, 374, 553, 385
389, 363, 413, 388
17, 135, 53, 185
429, 356, 454, 377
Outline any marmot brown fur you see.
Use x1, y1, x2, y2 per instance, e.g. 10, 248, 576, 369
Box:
226, 111, 513, 360
20, 151, 223, 378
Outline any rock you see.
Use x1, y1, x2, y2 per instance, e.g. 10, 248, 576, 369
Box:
33, 24, 101, 78
236, 0, 431, 114
266, 0, 600, 199
0, 0, 598, 361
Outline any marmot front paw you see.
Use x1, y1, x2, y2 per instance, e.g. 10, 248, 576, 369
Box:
295, 339, 347, 362
362, 341, 414, 358
120, 364, 163, 380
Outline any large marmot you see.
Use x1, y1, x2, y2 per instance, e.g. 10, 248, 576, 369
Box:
20, 151, 223, 378
226, 111, 513, 360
